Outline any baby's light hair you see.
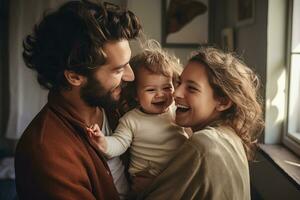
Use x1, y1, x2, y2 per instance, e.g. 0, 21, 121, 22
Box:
131, 39, 182, 80
189, 47, 264, 160
120, 39, 182, 113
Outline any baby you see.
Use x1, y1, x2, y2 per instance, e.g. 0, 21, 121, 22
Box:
87, 41, 188, 195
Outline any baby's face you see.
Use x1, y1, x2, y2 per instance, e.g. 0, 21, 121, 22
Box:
136, 67, 174, 114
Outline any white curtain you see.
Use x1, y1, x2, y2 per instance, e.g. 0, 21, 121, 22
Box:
6, 0, 69, 139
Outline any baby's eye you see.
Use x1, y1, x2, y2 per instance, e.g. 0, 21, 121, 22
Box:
163, 86, 173, 91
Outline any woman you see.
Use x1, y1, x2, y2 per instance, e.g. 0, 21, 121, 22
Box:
139, 47, 264, 200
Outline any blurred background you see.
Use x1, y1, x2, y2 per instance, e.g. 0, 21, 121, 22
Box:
0, 0, 299, 199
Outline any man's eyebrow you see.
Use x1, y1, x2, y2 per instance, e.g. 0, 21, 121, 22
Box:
114, 62, 129, 69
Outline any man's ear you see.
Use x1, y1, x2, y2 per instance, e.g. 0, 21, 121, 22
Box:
64, 70, 86, 87
216, 97, 233, 112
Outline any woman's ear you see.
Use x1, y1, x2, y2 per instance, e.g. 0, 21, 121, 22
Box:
216, 97, 233, 112
64, 70, 86, 87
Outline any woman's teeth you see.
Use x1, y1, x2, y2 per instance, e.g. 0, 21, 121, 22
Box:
176, 104, 190, 112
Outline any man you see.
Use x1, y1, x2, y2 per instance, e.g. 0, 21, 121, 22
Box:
15, 1, 141, 199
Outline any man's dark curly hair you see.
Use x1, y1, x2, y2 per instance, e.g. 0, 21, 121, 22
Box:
23, 0, 142, 90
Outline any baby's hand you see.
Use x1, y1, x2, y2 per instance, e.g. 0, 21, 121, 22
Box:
86, 124, 107, 153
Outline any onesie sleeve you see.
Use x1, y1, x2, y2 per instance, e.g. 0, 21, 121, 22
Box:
105, 116, 134, 158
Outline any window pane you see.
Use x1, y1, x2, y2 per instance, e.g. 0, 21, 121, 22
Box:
292, 0, 300, 53
288, 54, 300, 136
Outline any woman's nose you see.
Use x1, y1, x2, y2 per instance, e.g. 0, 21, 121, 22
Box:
122, 64, 134, 82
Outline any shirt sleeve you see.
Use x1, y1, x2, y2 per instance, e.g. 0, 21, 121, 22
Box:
105, 116, 134, 158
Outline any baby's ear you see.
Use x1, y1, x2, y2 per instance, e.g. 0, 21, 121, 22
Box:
216, 97, 232, 112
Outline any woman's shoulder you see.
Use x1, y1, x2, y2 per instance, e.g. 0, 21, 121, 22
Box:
188, 126, 238, 155
191, 125, 236, 139
189, 125, 223, 141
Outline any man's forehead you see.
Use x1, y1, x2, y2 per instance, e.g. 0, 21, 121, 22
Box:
103, 40, 130, 54
102, 40, 131, 64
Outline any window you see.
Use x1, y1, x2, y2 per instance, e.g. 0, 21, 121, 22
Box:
283, 0, 300, 156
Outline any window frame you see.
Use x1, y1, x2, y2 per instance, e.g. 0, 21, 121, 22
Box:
282, 0, 300, 157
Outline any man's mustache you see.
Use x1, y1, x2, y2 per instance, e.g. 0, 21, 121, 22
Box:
120, 81, 128, 89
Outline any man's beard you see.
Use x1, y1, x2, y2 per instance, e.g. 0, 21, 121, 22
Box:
80, 74, 119, 109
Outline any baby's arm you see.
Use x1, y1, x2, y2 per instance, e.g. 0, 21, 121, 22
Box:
87, 118, 134, 158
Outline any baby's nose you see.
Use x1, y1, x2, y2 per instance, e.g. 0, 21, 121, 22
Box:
155, 90, 165, 98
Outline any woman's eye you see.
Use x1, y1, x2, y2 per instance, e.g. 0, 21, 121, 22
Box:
187, 86, 198, 92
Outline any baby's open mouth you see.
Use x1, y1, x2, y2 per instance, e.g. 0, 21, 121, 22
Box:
152, 101, 166, 106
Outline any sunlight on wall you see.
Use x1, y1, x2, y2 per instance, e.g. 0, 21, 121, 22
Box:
269, 69, 286, 123
265, 67, 286, 144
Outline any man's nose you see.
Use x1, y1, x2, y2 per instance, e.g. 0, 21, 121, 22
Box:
122, 64, 134, 82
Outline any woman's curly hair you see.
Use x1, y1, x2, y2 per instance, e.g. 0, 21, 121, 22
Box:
23, 0, 142, 90
189, 47, 264, 160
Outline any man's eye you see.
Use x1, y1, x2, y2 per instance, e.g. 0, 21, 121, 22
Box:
116, 68, 124, 73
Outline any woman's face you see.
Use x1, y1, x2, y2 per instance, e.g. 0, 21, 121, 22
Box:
174, 61, 221, 132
